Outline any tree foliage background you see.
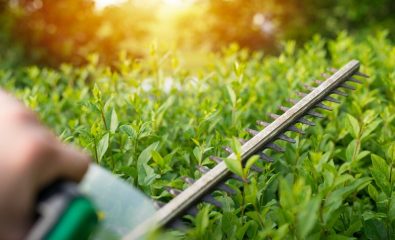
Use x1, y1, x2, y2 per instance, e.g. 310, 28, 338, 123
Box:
1, 0, 394, 66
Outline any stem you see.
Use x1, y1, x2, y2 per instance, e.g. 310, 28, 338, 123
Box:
100, 107, 108, 131
109, 133, 114, 170
387, 161, 393, 239
93, 139, 98, 163
240, 182, 246, 222
253, 203, 265, 229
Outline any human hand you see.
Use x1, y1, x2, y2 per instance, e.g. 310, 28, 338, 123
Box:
0, 89, 90, 240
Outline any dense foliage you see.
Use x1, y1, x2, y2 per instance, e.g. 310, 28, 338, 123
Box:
0, 32, 394, 239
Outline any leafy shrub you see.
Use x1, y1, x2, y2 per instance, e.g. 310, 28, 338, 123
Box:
0, 31, 394, 239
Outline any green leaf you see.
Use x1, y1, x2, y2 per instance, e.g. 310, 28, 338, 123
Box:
244, 155, 259, 176
388, 194, 395, 221
346, 139, 358, 162
193, 146, 202, 165
297, 197, 320, 239
226, 86, 237, 107
137, 142, 160, 186
97, 133, 109, 163
120, 124, 136, 138
110, 108, 119, 133
230, 137, 242, 158
279, 178, 294, 210
367, 184, 379, 201
346, 114, 360, 138
387, 142, 395, 164
323, 177, 371, 224
370, 154, 391, 196
361, 119, 382, 141
151, 150, 164, 168
224, 156, 243, 178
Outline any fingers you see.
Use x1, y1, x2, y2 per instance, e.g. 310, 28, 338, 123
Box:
31, 142, 91, 190
14, 125, 91, 190
54, 144, 91, 182
0, 89, 38, 124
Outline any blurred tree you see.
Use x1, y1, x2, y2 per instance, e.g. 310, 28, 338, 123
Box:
176, 0, 395, 53
288, 0, 395, 41
0, 0, 24, 68
12, 0, 99, 66
8, 0, 156, 66
175, 0, 282, 53
95, 2, 157, 63
1, 0, 395, 66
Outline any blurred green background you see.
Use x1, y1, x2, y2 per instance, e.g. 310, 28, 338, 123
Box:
1, 0, 394, 68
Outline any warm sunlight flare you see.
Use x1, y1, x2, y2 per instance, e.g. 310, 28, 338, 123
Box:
162, 0, 186, 7
95, 0, 194, 10
95, 0, 126, 10
158, 0, 196, 10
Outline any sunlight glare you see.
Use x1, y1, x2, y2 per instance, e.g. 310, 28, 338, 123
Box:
161, 0, 194, 8
162, 0, 183, 6
94, 0, 126, 10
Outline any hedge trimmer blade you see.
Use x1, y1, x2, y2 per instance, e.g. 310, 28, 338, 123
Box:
125, 59, 368, 240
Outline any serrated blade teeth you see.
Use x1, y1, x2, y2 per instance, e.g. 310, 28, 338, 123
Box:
307, 109, 324, 118
288, 125, 305, 134
340, 82, 356, 90
181, 176, 195, 185
238, 138, 248, 144
256, 120, 270, 127
167, 219, 188, 230
256, 120, 305, 137
246, 128, 259, 136
279, 105, 290, 112
266, 142, 285, 152
153, 200, 166, 209
303, 84, 315, 91
222, 146, 233, 154
259, 152, 274, 162
355, 71, 369, 78
249, 164, 263, 173
316, 102, 332, 111
324, 95, 341, 103
348, 76, 362, 84
314, 79, 324, 85
217, 184, 236, 195
231, 173, 247, 182
332, 89, 348, 96
169, 181, 222, 208
202, 195, 222, 208
298, 117, 315, 126
327, 67, 338, 73
186, 207, 198, 216
321, 72, 331, 78
287, 98, 299, 104
277, 133, 296, 143
165, 187, 182, 196
209, 155, 222, 163
269, 113, 280, 120
196, 165, 210, 174
296, 91, 307, 98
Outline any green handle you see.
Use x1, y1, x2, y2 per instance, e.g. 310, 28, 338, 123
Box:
28, 182, 99, 240
46, 196, 98, 240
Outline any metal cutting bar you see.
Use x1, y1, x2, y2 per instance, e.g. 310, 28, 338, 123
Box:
125, 59, 360, 239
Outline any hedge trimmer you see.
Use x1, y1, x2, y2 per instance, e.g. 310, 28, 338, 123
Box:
28, 60, 367, 240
